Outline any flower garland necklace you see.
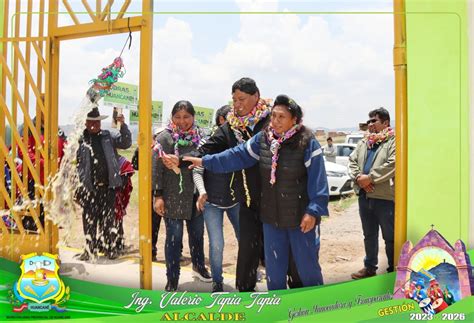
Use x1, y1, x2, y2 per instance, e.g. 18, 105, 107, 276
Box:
166, 121, 202, 156
267, 123, 302, 185
166, 121, 202, 193
366, 127, 394, 149
226, 98, 271, 206
226, 98, 271, 144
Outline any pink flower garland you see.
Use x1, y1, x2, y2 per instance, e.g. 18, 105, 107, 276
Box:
166, 121, 202, 157
266, 123, 302, 185
366, 127, 394, 149
226, 98, 271, 144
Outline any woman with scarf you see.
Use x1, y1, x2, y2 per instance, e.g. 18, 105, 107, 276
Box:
184, 95, 329, 290
152, 100, 211, 291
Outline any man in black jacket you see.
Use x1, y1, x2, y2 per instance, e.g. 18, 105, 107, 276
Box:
76, 107, 132, 261
199, 78, 270, 292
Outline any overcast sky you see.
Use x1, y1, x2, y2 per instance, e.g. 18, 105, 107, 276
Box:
53, 0, 395, 129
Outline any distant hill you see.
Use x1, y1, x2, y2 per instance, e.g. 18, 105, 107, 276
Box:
312, 126, 359, 133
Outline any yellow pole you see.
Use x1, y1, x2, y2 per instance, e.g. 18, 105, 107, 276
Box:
138, 0, 153, 290
393, 0, 408, 265
47, 0, 60, 254
35, 2, 45, 223
11, 0, 20, 217
0, 0, 8, 212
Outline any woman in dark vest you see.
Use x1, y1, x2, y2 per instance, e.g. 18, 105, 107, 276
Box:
152, 100, 211, 291
184, 95, 329, 290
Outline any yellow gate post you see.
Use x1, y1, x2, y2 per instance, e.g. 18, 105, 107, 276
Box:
47, 0, 60, 256
393, 0, 408, 264
138, 1, 154, 290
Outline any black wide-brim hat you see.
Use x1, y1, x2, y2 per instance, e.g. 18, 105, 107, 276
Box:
86, 107, 108, 120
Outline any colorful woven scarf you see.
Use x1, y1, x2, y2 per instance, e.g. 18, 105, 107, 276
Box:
226, 98, 271, 206
266, 123, 302, 185
366, 127, 394, 149
166, 121, 202, 193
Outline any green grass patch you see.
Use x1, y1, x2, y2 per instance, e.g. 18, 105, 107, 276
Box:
329, 194, 357, 213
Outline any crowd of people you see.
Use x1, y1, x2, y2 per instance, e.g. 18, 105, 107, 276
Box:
3, 76, 396, 293
2, 113, 67, 232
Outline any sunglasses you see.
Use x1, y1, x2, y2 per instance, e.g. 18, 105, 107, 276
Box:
367, 118, 378, 125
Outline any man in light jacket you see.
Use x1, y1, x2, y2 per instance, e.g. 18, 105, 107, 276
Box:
323, 137, 336, 163
348, 107, 395, 279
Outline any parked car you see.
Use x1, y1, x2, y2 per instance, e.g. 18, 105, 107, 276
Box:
325, 161, 353, 196
345, 133, 364, 145
334, 143, 357, 167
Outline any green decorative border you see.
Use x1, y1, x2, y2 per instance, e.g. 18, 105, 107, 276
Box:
0, 250, 473, 322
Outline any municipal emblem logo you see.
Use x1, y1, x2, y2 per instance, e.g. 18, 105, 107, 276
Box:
10, 252, 70, 313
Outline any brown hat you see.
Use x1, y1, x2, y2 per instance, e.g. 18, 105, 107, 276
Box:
86, 107, 108, 121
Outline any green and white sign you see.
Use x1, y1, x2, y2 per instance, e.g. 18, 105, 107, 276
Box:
194, 106, 214, 129
130, 101, 163, 124
152, 101, 163, 123
103, 82, 138, 107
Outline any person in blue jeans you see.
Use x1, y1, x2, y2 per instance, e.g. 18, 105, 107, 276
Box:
192, 105, 240, 292
152, 101, 211, 291
348, 107, 395, 279
185, 95, 329, 290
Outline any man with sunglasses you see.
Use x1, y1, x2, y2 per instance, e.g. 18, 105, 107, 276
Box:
348, 107, 395, 279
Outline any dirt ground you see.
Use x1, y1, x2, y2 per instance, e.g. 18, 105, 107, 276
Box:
61, 194, 389, 285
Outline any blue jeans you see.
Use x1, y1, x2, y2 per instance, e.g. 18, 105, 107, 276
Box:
203, 202, 240, 283
263, 223, 323, 290
164, 213, 206, 281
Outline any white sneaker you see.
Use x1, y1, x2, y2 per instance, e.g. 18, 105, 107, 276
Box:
192, 265, 212, 283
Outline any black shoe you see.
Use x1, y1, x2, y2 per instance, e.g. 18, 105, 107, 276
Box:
192, 265, 212, 283
387, 266, 394, 273
74, 251, 90, 261
212, 282, 223, 293
152, 255, 158, 262
106, 251, 119, 260
165, 279, 178, 292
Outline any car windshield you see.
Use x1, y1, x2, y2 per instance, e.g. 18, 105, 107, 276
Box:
347, 137, 362, 144
337, 146, 355, 157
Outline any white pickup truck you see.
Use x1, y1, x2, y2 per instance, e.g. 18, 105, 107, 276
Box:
344, 133, 365, 145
